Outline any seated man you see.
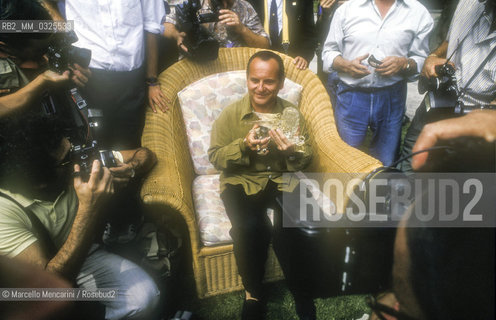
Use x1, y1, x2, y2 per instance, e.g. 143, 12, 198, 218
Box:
0, 114, 160, 320
208, 51, 313, 320
163, 0, 270, 53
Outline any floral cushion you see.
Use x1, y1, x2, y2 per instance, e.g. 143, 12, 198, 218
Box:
192, 174, 274, 247
178, 70, 303, 175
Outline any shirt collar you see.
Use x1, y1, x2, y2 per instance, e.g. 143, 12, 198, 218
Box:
0, 188, 36, 208
359, 0, 410, 8
239, 94, 285, 121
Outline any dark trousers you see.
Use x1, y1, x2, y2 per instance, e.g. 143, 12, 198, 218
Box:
221, 183, 315, 309
81, 67, 146, 150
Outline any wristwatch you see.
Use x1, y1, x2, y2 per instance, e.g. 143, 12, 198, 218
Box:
145, 76, 158, 86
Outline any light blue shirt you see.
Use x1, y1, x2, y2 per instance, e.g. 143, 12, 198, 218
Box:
322, 0, 433, 88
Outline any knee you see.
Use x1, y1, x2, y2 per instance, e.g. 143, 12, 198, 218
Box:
125, 278, 161, 319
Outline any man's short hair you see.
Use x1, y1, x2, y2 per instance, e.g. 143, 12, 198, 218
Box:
246, 50, 285, 81
0, 0, 52, 51
406, 223, 495, 320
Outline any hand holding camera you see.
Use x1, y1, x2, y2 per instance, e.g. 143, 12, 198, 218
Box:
421, 54, 449, 79
219, 9, 242, 33
73, 160, 114, 216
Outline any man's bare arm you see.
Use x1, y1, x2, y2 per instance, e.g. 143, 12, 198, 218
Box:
421, 40, 449, 78
41, 0, 65, 21
15, 161, 114, 280
109, 147, 157, 186
0, 70, 69, 118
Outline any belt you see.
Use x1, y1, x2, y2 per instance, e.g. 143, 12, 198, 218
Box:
338, 80, 406, 93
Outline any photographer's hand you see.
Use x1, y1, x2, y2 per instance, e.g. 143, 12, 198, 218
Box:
163, 22, 188, 52
68, 63, 91, 87
73, 160, 114, 215
421, 55, 447, 78
412, 110, 496, 170
41, 69, 71, 84
219, 10, 243, 33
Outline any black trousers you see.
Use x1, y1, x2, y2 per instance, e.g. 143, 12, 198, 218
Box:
221, 182, 314, 303
81, 67, 146, 150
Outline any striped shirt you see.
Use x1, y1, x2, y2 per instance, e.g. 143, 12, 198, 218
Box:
447, 0, 496, 106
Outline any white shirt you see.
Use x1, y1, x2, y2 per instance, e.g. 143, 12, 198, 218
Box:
322, 0, 433, 87
64, 0, 165, 71
447, 0, 496, 106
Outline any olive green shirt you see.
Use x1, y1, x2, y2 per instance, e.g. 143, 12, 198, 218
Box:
208, 94, 312, 195
0, 58, 29, 97
0, 188, 77, 258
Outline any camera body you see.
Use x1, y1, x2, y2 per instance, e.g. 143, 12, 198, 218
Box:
71, 144, 117, 181
418, 63, 458, 95
418, 63, 463, 115
175, 0, 220, 61
46, 30, 91, 74
43, 32, 116, 180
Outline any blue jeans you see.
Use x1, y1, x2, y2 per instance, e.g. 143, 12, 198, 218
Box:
333, 81, 407, 166
77, 245, 161, 320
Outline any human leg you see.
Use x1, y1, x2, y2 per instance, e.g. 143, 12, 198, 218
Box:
334, 83, 371, 148
369, 81, 407, 166
81, 68, 146, 150
272, 188, 316, 320
77, 245, 161, 320
221, 184, 273, 300
397, 100, 428, 173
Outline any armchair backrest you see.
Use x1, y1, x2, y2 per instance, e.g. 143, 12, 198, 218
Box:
177, 70, 303, 175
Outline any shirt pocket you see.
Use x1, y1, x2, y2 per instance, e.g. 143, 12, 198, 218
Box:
120, 0, 142, 27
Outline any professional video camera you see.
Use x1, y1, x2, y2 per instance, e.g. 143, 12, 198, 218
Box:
175, 0, 220, 62
42, 31, 116, 180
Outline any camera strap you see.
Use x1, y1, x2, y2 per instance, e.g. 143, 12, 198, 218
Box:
458, 44, 496, 97
0, 191, 57, 258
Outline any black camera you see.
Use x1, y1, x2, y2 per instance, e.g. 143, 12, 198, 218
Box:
46, 30, 91, 74
418, 63, 458, 95
71, 146, 117, 181
418, 63, 462, 114
42, 33, 116, 180
175, 0, 220, 62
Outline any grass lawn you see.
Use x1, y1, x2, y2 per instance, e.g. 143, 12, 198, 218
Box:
172, 279, 370, 320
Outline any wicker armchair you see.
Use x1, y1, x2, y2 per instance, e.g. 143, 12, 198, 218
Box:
140, 47, 382, 298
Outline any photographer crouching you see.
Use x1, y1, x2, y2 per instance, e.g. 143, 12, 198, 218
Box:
0, 1, 162, 319
399, 0, 496, 173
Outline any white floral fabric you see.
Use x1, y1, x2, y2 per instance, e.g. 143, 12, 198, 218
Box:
192, 174, 274, 247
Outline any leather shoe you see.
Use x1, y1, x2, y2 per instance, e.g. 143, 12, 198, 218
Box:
241, 299, 266, 320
